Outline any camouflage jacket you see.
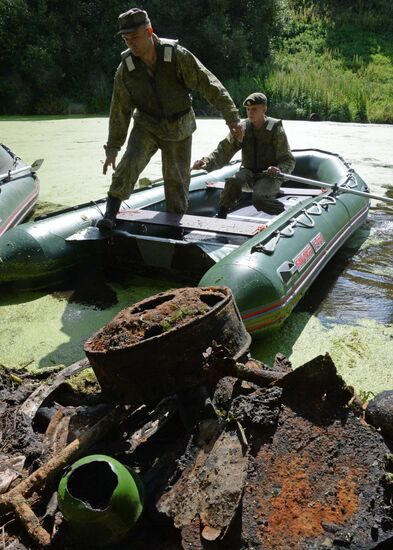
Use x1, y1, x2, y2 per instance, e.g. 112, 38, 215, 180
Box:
203, 118, 295, 174
105, 36, 239, 159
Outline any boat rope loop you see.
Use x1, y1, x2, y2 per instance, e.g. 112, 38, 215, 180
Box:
252, 230, 282, 255
306, 202, 323, 216
90, 200, 106, 217
319, 196, 336, 209
346, 169, 358, 189
293, 210, 315, 228
252, 196, 334, 255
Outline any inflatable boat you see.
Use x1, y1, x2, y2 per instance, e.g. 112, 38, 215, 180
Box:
0, 149, 370, 333
0, 144, 40, 237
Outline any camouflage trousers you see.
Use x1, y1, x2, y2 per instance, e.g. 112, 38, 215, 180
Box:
109, 123, 192, 214
220, 167, 284, 214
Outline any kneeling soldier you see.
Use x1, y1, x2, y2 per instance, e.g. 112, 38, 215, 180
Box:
193, 92, 295, 218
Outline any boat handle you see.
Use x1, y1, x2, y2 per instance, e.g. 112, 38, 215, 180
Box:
319, 196, 336, 208
280, 221, 296, 237
294, 210, 315, 228
278, 260, 297, 284
345, 170, 358, 188
251, 230, 281, 255
306, 202, 323, 216
139, 223, 148, 233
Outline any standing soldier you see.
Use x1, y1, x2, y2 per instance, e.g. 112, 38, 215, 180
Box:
193, 92, 295, 217
98, 8, 244, 230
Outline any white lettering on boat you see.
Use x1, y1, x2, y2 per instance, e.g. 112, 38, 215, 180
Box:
294, 243, 314, 271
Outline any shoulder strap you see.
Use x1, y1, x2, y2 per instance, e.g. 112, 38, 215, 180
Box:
266, 117, 281, 131
157, 38, 178, 63
121, 48, 135, 72
120, 39, 179, 72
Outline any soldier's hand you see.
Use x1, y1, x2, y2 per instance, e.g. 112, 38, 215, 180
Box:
192, 158, 208, 170
103, 158, 116, 175
265, 166, 281, 177
227, 120, 244, 142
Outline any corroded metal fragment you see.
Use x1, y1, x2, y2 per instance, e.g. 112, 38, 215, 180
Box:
84, 286, 251, 405
157, 428, 248, 544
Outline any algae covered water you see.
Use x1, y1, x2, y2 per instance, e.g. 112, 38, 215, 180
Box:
0, 117, 392, 398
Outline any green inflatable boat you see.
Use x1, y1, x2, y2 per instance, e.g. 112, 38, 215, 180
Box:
0, 149, 370, 333
0, 144, 40, 237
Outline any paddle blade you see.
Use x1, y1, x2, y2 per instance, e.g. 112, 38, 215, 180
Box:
31, 159, 44, 171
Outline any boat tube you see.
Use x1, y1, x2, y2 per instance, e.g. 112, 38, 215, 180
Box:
0, 144, 40, 237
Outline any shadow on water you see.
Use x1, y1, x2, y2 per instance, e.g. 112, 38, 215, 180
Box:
314, 207, 393, 326
250, 311, 312, 366
37, 269, 178, 369
0, 289, 46, 307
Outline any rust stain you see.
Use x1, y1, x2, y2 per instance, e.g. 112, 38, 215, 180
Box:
258, 453, 361, 545
239, 402, 384, 549
85, 287, 216, 351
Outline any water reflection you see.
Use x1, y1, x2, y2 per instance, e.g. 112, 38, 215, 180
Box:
312, 206, 393, 326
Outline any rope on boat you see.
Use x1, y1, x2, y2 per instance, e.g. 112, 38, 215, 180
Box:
89, 200, 105, 218
251, 195, 336, 255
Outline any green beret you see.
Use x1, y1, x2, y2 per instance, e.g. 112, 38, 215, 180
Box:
117, 8, 150, 35
243, 92, 267, 107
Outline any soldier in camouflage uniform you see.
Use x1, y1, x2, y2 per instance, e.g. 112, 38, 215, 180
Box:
98, 7, 244, 230
193, 92, 295, 217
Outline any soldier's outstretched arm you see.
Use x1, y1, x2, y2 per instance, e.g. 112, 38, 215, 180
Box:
199, 132, 241, 172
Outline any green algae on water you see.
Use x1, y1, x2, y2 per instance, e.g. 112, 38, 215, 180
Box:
252, 313, 393, 399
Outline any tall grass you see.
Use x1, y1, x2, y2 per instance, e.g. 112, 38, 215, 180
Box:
250, 1, 393, 123
260, 51, 368, 121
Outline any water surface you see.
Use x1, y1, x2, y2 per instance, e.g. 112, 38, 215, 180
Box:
0, 117, 392, 397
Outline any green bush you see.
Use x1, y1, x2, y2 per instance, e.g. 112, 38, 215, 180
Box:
35, 97, 67, 116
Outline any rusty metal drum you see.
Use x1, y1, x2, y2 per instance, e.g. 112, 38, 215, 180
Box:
84, 286, 251, 405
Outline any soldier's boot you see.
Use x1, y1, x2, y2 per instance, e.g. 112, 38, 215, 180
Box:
97, 196, 122, 231
215, 206, 229, 219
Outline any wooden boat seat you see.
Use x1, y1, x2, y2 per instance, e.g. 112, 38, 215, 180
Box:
117, 209, 264, 237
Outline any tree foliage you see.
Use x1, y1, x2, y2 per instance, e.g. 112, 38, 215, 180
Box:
0, 0, 280, 115
2, 0, 392, 121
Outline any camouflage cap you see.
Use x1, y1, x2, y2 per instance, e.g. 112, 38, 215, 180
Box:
243, 92, 267, 107
117, 8, 150, 35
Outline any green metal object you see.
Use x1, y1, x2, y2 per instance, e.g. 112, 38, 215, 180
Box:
58, 454, 144, 546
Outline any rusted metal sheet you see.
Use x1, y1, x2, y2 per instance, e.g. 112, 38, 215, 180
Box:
238, 374, 392, 549
157, 355, 393, 549
84, 287, 251, 405
157, 426, 248, 546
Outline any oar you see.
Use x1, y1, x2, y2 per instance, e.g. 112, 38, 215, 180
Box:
279, 172, 393, 205
0, 158, 44, 183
